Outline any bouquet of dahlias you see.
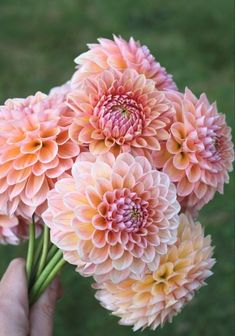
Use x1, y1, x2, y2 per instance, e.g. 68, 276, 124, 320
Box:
0, 35, 234, 331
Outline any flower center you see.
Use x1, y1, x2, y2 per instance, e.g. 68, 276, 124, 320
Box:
94, 94, 144, 141
105, 189, 149, 233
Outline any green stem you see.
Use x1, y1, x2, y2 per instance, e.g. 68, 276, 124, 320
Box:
30, 258, 65, 306
46, 244, 58, 263
29, 249, 63, 304
35, 226, 49, 277
33, 232, 44, 268
26, 215, 36, 282
29, 232, 44, 288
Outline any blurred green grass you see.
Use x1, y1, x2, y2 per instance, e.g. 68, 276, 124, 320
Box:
0, 0, 234, 335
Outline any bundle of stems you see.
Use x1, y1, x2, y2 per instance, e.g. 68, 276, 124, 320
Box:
26, 215, 65, 306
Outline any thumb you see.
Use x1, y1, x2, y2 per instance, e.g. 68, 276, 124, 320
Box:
30, 276, 62, 336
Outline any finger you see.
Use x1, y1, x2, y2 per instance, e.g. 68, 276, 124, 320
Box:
30, 276, 61, 336
0, 258, 28, 305
0, 258, 29, 336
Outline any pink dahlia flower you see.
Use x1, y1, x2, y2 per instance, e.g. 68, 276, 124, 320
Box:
43, 153, 180, 283
0, 213, 19, 245
49, 80, 72, 96
68, 69, 174, 156
72, 35, 177, 91
0, 213, 41, 245
94, 213, 215, 331
0, 91, 80, 219
153, 89, 234, 214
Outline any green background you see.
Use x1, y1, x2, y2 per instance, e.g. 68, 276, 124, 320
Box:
0, 0, 234, 335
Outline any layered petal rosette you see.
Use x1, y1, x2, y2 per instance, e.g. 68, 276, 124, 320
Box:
153, 89, 234, 214
0, 90, 80, 219
72, 35, 177, 91
43, 153, 180, 283
68, 69, 174, 156
94, 213, 215, 331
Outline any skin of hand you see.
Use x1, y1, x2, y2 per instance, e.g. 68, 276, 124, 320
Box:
0, 258, 62, 336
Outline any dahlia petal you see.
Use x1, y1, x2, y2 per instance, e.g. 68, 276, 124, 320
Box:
129, 258, 146, 275
92, 230, 106, 248
145, 136, 161, 150
111, 172, 123, 189
142, 245, 156, 263
194, 182, 207, 199
177, 177, 194, 197
94, 259, 113, 275
7, 167, 31, 185
110, 269, 131, 284
76, 205, 96, 223
21, 140, 42, 154
85, 186, 102, 208
95, 178, 112, 195
25, 174, 45, 198
39, 141, 58, 163
92, 161, 112, 180
163, 158, 184, 182
90, 140, 109, 154
173, 153, 190, 170
9, 181, 26, 199
106, 231, 119, 246
0, 147, 21, 163
0, 162, 12, 178
73, 220, 94, 240
171, 122, 186, 142
0, 178, 8, 193
92, 215, 108, 230
123, 173, 136, 189
55, 178, 76, 193
109, 244, 124, 260
13, 154, 38, 170
166, 138, 181, 154
78, 127, 94, 143
90, 245, 109, 264
58, 141, 80, 159
113, 252, 133, 271
51, 231, 78, 251
186, 164, 201, 183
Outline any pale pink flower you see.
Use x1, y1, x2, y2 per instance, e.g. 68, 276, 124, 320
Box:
43, 153, 180, 283
0, 212, 42, 245
0, 213, 19, 245
72, 35, 177, 91
94, 213, 215, 331
0, 90, 80, 219
68, 69, 174, 156
49, 81, 72, 96
153, 89, 234, 214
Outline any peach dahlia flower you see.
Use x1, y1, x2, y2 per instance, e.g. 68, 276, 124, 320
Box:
72, 35, 177, 91
153, 89, 234, 214
43, 153, 180, 283
94, 213, 215, 331
0, 90, 80, 219
68, 69, 174, 156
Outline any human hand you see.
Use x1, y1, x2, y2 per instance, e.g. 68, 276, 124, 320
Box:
0, 258, 62, 336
